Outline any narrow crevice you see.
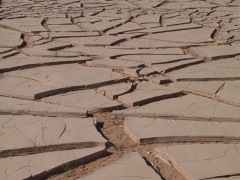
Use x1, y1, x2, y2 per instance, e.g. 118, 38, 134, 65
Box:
102, 18, 134, 33
0, 110, 87, 119
171, 77, 240, 82
113, 112, 240, 123
33, 78, 128, 100
211, 27, 219, 40
215, 82, 225, 95
203, 173, 240, 180
0, 59, 90, 73
163, 60, 204, 74
0, 48, 14, 54
140, 136, 240, 145
142, 156, 167, 180
31, 149, 108, 180
17, 33, 33, 48
151, 25, 202, 34
48, 44, 73, 51
41, 18, 51, 32
153, 0, 169, 8
129, 91, 184, 107
159, 15, 164, 27
1, 52, 20, 59
0, 142, 106, 158
16, 33, 28, 49
151, 57, 196, 65
95, 121, 110, 142
111, 53, 184, 59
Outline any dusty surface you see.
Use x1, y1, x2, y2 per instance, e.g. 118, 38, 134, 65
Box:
155, 144, 240, 179
0, 0, 240, 180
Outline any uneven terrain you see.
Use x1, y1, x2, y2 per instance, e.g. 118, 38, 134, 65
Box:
0, 0, 240, 179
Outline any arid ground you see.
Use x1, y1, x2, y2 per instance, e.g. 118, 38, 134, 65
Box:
0, 0, 240, 179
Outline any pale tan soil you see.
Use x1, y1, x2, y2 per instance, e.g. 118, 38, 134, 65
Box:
48, 113, 186, 180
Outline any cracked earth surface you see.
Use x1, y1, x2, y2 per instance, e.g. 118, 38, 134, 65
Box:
0, 0, 240, 179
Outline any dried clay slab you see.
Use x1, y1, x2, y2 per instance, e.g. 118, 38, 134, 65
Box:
124, 117, 240, 144
155, 144, 240, 180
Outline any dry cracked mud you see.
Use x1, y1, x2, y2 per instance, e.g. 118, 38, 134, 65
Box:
0, 0, 240, 180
